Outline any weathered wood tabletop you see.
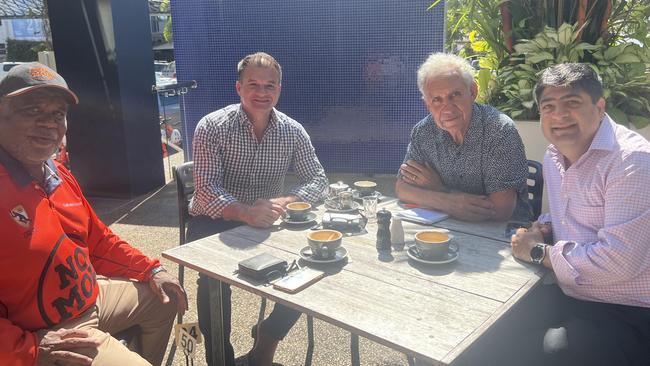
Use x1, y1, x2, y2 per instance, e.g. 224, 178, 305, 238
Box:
163, 199, 544, 365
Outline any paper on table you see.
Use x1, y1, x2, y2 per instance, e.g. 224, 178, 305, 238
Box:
394, 208, 449, 225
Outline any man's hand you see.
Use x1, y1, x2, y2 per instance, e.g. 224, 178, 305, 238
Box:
149, 271, 188, 316
399, 160, 442, 190
36, 328, 101, 366
269, 195, 299, 208
510, 227, 544, 262
443, 192, 496, 221
533, 221, 553, 243
242, 199, 285, 228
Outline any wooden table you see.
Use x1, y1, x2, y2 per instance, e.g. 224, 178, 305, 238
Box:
162, 200, 544, 365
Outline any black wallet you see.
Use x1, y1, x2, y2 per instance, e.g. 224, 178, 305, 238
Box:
237, 253, 288, 282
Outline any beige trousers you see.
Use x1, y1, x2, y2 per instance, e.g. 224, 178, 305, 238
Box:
52, 276, 177, 366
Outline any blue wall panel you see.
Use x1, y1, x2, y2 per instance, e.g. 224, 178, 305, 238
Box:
171, 0, 444, 173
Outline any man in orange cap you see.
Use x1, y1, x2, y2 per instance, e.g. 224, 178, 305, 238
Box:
0, 62, 187, 366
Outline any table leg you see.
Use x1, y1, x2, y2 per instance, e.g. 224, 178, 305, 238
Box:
351, 333, 360, 366
177, 264, 185, 324
257, 297, 267, 324
305, 315, 314, 366
406, 355, 416, 366
208, 278, 226, 366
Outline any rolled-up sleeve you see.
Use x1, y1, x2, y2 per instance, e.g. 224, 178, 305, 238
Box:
190, 116, 237, 219
288, 125, 328, 203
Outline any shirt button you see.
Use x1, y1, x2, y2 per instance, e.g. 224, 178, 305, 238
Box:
562, 220, 566, 225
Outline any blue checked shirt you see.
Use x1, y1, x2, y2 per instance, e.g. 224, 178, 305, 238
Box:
189, 104, 328, 219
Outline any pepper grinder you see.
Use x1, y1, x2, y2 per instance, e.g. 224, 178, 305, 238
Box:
376, 208, 392, 252
390, 217, 405, 251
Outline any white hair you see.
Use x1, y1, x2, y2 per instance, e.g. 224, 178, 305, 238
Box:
417, 53, 476, 96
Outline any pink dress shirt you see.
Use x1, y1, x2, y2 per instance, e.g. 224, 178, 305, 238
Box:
540, 115, 650, 308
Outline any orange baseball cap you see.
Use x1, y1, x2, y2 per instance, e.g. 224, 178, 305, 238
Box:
0, 62, 79, 104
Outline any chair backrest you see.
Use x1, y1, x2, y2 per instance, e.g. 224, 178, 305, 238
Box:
527, 160, 543, 220
173, 161, 195, 245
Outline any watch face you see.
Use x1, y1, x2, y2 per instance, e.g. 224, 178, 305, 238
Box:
530, 245, 545, 262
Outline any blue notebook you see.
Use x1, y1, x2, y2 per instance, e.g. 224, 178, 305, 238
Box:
395, 208, 449, 225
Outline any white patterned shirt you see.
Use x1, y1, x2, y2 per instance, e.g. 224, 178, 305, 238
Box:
540, 115, 650, 307
189, 104, 328, 219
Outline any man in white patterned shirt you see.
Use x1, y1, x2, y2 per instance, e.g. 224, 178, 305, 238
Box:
188, 52, 328, 366
471, 64, 650, 366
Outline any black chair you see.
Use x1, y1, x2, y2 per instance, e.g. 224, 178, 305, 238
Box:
173, 161, 195, 325
173, 161, 316, 364
527, 160, 544, 220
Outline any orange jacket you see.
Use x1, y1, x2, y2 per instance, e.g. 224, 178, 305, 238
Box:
0, 152, 160, 366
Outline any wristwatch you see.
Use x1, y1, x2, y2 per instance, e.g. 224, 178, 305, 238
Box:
530, 243, 548, 265
148, 265, 167, 279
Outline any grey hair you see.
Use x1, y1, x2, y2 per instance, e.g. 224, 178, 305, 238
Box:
417, 53, 475, 97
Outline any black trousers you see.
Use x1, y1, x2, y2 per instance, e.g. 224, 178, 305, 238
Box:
454, 284, 650, 366
187, 215, 301, 366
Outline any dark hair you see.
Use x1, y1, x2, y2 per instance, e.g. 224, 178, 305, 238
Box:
534, 63, 603, 104
237, 52, 282, 84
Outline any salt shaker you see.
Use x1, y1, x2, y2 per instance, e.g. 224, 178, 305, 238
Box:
390, 217, 405, 250
376, 208, 392, 252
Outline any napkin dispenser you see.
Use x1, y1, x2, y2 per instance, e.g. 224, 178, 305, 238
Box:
322, 212, 367, 232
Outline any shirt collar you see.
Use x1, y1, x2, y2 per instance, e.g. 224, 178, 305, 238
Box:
0, 147, 61, 193
237, 104, 279, 130
43, 159, 62, 194
586, 114, 616, 152
463, 104, 483, 145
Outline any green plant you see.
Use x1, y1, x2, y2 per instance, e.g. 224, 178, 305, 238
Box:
491, 23, 602, 119
6, 39, 45, 61
161, 0, 173, 43
592, 42, 650, 127
429, 0, 650, 127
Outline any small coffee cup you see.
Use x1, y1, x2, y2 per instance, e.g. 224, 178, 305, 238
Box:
414, 230, 452, 260
286, 202, 311, 221
307, 229, 343, 259
354, 180, 377, 197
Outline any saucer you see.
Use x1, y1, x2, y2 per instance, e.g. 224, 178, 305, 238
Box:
299, 246, 348, 264
324, 200, 361, 213
281, 212, 317, 225
406, 242, 459, 264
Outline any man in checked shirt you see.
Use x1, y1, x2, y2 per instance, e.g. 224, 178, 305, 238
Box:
187, 52, 328, 366
464, 64, 650, 366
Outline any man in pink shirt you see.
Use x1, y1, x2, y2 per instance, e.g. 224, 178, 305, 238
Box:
473, 63, 650, 366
